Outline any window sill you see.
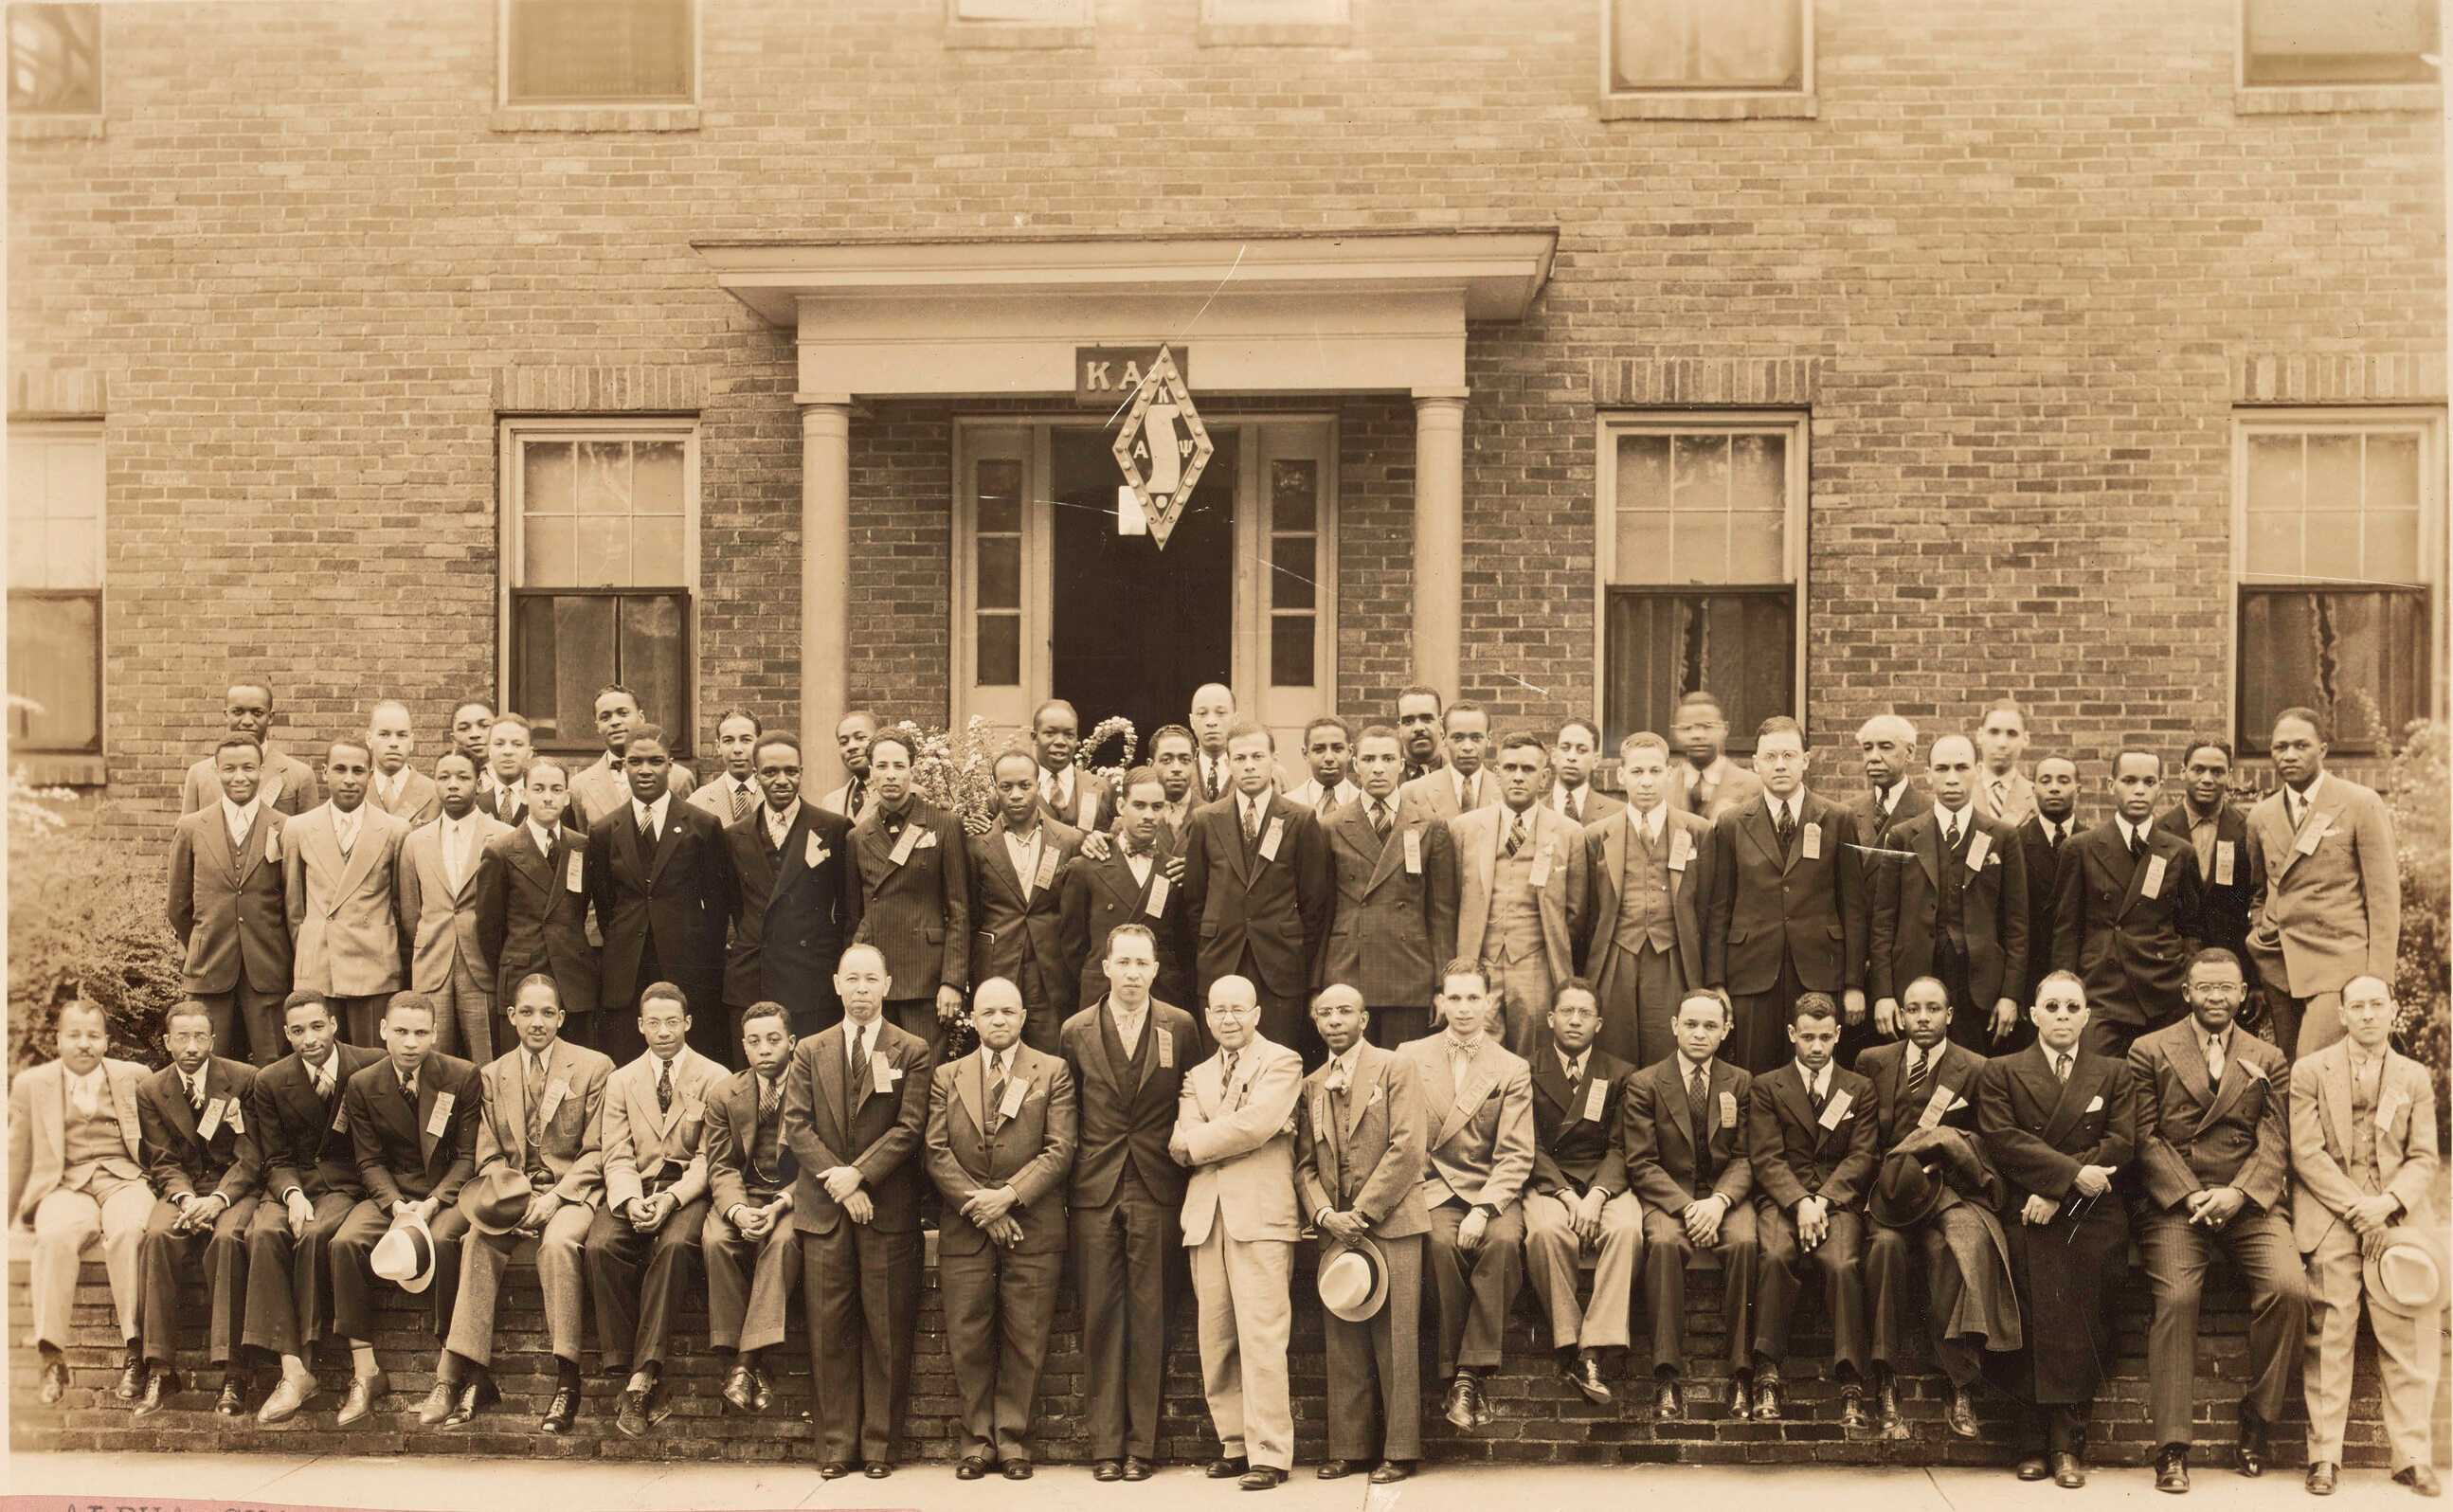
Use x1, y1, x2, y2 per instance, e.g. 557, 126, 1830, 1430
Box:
2233, 83, 2438, 116
9, 115, 103, 141
944, 23, 1093, 48
1198, 21, 1352, 46
489, 104, 701, 134
14, 753, 105, 788
1598, 91, 1817, 122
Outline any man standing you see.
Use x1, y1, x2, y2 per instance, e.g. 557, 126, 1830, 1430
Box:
588, 725, 733, 1067
1188, 683, 1239, 804
686, 708, 766, 827
1869, 734, 2030, 1052
816, 709, 878, 821
1849, 712, 1929, 849
477, 714, 543, 827
1549, 718, 1624, 827
2015, 756, 2082, 1011
1972, 699, 2038, 827
2129, 948, 2305, 1493
968, 750, 1084, 1053
568, 684, 696, 828
448, 700, 496, 772
2159, 739, 2263, 976
846, 731, 970, 1056
1520, 981, 1642, 1406
2053, 749, 2206, 1060
366, 699, 441, 827
1059, 925, 1197, 1482
1180, 720, 1333, 1062
1145, 724, 1202, 855
1029, 699, 1111, 833
1318, 725, 1457, 1049
1396, 685, 1447, 784
168, 736, 294, 1064
1669, 692, 1764, 822
1174, 974, 1305, 1492
132, 1002, 262, 1416
1286, 715, 1362, 819
2246, 707, 2400, 1058
1398, 701, 1499, 822
925, 978, 1078, 1482
1453, 731, 1589, 1055
397, 751, 512, 1062
474, 758, 602, 1052
702, 1001, 802, 1418
1058, 768, 1195, 1018
1583, 731, 1715, 1069
285, 738, 410, 1048
722, 732, 860, 1040
180, 682, 318, 817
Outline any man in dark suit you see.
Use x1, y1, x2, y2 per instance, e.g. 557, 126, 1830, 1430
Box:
781, 943, 934, 1480
1286, 714, 1363, 818
2052, 748, 2206, 1061
1145, 724, 1202, 859
475, 758, 602, 1051
1849, 712, 1930, 849
969, 750, 1083, 1054
1520, 981, 1641, 1404
1549, 718, 1624, 828
132, 1001, 262, 1417
1188, 683, 1239, 806
1582, 731, 1715, 1070
1869, 734, 2031, 1052
1029, 699, 1112, 834
2014, 756, 2082, 1014
925, 978, 1078, 1481
1396, 684, 1447, 785
1317, 725, 1457, 1049
1668, 691, 1764, 822
168, 735, 294, 1065
1057, 924, 1197, 1482
1704, 717, 1867, 1072
721, 733, 860, 1041
1181, 719, 1333, 1064
2160, 740, 2263, 980
1058, 767, 1193, 1017
365, 699, 442, 828
586, 725, 733, 1068
2128, 947, 2305, 1492
846, 731, 971, 1056
703, 1001, 801, 1417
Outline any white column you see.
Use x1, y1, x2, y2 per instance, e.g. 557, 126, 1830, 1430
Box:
798, 394, 853, 783
1412, 389, 1468, 697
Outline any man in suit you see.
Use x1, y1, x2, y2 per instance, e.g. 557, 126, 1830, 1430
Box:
244, 992, 383, 1424
285, 738, 410, 1048
1296, 984, 1430, 1484
1398, 700, 1499, 821
1850, 712, 1929, 849
781, 944, 934, 1480
1745, 993, 1877, 1424
1976, 970, 2137, 1488
568, 683, 696, 828
2129, 947, 2305, 1492
1972, 698, 2038, 828
477, 713, 537, 826
1187, 682, 1239, 806
1705, 716, 1867, 1072
1453, 731, 1589, 1055
1520, 980, 1641, 1405
1145, 724, 1202, 857
2161, 739, 2264, 981
331, 992, 481, 1426
1583, 731, 1715, 1069
969, 749, 1084, 1053
585, 982, 729, 1437
1174, 974, 1305, 1492
1669, 691, 1765, 822
2246, 707, 2401, 1059
1286, 714, 1362, 819
475, 758, 603, 1052
2291, 974, 2441, 1498
926, 977, 1078, 1481
422, 973, 614, 1431
1028, 698, 1112, 833
845, 730, 971, 1054
587, 724, 733, 1068
1059, 767, 1194, 1019
1181, 719, 1333, 1063
816, 708, 878, 821
1058, 924, 1197, 1482
1396, 684, 1447, 784
169, 736, 295, 1065
367, 699, 442, 827
2015, 756, 2082, 1011
1398, 960, 1535, 1431
1621, 989, 1759, 1420
133, 1001, 263, 1416
1550, 718, 1624, 828
1318, 726, 1457, 1049
687, 708, 766, 827
180, 681, 318, 817
11, 1000, 153, 1405
721, 732, 859, 1041
1869, 734, 2030, 1052
702, 1000, 801, 1417
397, 750, 514, 1063
2052, 748, 2207, 1060
448, 698, 496, 771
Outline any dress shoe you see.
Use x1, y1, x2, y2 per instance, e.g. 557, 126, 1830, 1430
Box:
1206, 1456, 1250, 1479
720, 1363, 756, 1413
259, 1372, 316, 1424
1238, 1467, 1286, 1491
1317, 1459, 1363, 1480
1121, 1456, 1154, 1481
115, 1354, 147, 1401
1838, 1383, 1868, 1430
335, 1371, 389, 1427
2052, 1451, 2087, 1489
750, 1365, 775, 1413
1002, 1461, 1033, 1481
2397, 1466, 2444, 1498
441, 1378, 496, 1430
540, 1384, 580, 1434
1470, 1373, 1494, 1427
1565, 1352, 1613, 1406
1371, 1462, 1416, 1485
132, 1368, 176, 1419
2156, 1445, 2191, 1494
1654, 1377, 1685, 1422
2306, 1462, 2338, 1496
2016, 1455, 2051, 1482
2237, 1412, 2271, 1479
862, 1462, 893, 1479
615, 1382, 669, 1438
1091, 1460, 1123, 1483
816, 1462, 852, 1480
955, 1456, 991, 1480
37, 1360, 70, 1405
1946, 1384, 1980, 1439
215, 1379, 247, 1416
415, 1379, 458, 1427
1753, 1377, 1784, 1422
1876, 1378, 1905, 1440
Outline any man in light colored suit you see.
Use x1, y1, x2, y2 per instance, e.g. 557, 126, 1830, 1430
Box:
1452, 732, 1589, 1055
397, 751, 513, 1063
568, 683, 697, 828
1669, 691, 1764, 822
815, 708, 878, 821
366, 699, 442, 828
687, 708, 766, 826
2290, 974, 2440, 1498
1030, 699, 1113, 833
1174, 974, 1305, 1492
1550, 718, 1624, 828
179, 681, 318, 818
1398, 699, 1499, 822
1972, 698, 2038, 828
1398, 960, 1536, 1431
2246, 707, 2401, 1059
1582, 731, 1715, 1069
1285, 714, 1363, 819
169, 735, 294, 1064
1317, 726, 1458, 1049
10, 1000, 152, 1404
285, 739, 410, 1048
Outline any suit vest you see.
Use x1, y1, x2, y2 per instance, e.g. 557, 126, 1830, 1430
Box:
1614, 820, 1678, 955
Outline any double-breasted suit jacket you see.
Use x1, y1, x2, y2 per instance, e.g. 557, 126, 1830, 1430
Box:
722, 802, 860, 1030
846, 798, 972, 1004
252, 1044, 385, 1205
474, 821, 602, 1017
2050, 820, 2205, 1035
344, 1053, 481, 1209
587, 798, 732, 1016
1180, 792, 1334, 1016
2246, 774, 2400, 999
1867, 805, 2031, 1021
925, 1044, 1078, 1256
2129, 1019, 2289, 1215
1315, 798, 1459, 1008
965, 818, 1084, 1040
1055, 840, 1194, 1015
283, 801, 409, 999
1295, 1043, 1433, 1235
1176, 1035, 1306, 1247
168, 803, 293, 997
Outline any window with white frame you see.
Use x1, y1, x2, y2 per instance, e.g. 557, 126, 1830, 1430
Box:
2236, 409, 2442, 754
1607, 0, 1806, 93
502, 0, 694, 106
503, 420, 696, 755
1598, 413, 1805, 752
2242, 0, 2440, 87
8, 423, 104, 753
8, 4, 99, 116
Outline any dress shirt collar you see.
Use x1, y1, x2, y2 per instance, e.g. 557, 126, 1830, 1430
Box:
1935, 800, 1972, 836
222, 796, 261, 840
528, 818, 557, 855
374, 767, 406, 804
2118, 815, 2153, 849
633, 791, 672, 832
1558, 1046, 1589, 1083
1874, 777, 1910, 813
1626, 801, 1665, 843
2038, 813, 2068, 844
1676, 1053, 1714, 1084
764, 799, 802, 843
1795, 1059, 1830, 1100
2286, 770, 2327, 811
1452, 765, 1481, 807
1240, 789, 1272, 829
1445, 1030, 1484, 1061
64, 1063, 106, 1110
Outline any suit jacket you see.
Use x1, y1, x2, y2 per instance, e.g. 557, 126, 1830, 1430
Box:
168, 804, 293, 994
1286, 777, 1363, 821
816, 780, 875, 823
1621, 1053, 1754, 1211
1398, 1034, 1536, 1211
705, 1066, 799, 1215
1972, 767, 2036, 829
587, 797, 732, 1011
2014, 813, 2076, 1002
8, 1058, 147, 1222
368, 767, 442, 828
1452, 802, 1588, 986
601, 1047, 728, 1210
397, 813, 514, 993
966, 818, 1084, 1014
1746, 1061, 1877, 1212
2288, 1040, 2438, 1251
1315, 798, 1458, 1008
1175, 1034, 1304, 1246
282, 802, 409, 999
1055, 839, 1194, 1014
1671, 757, 1765, 823
343, 1052, 480, 1208
687, 773, 764, 826
1059, 997, 1197, 1209
2051, 820, 2205, 1030
2247, 774, 2400, 997
723, 802, 861, 1018
568, 751, 696, 830
926, 1043, 1078, 1255
1580, 805, 1713, 988
183, 745, 317, 818
2128, 1017, 2288, 1214
475, 773, 585, 832
1295, 1042, 1432, 1236
1857, 1038, 1987, 1153
1180, 792, 1333, 1001
252, 1043, 383, 1203
137, 1056, 262, 1204
1552, 783, 1624, 828
1528, 1045, 1633, 1197
1847, 781, 1932, 851
847, 798, 971, 999
2155, 800, 2263, 966
471, 1038, 614, 1210
780, 1018, 933, 1233
1974, 1043, 2137, 1207
475, 822, 602, 1016
1396, 765, 1501, 825
1704, 790, 1867, 996
1037, 766, 1112, 835
1867, 805, 2031, 1008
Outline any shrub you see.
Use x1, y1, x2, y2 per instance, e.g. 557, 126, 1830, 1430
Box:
8, 780, 184, 1072
880, 713, 1139, 826
2382, 719, 2450, 1139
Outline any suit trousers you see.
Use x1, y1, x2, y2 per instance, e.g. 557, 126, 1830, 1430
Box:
1322, 1231, 1424, 1462
1756, 1202, 1868, 1378
137, 1194, 260, 1365
1191, 1224, 1294, 1471
2267, 988, 2344, 1062
448, 1203, 594, 1367
331, 1198, 466, 1343
1366, 1006, 1434, 1051
1425, 1199, 1525, 1376
1731, 955, 1804, 1075
1523, 1190, 1645, 1351
1639, 1199, 1759, 1377
2138, 1205, 2307, 1446
1233, 948, 1321, 1069
193, 981, 285, 1066
1071, 1179, 1179, 1461
30, 1181, 151, 1349
885, 998, 947, 1059
2303, 1222, 2442, 1469
334, 994, 395, 1051
1491, 951, 1555, 1062
1867, 1217, 1980, 1386
241, 1190, 355, 1358
427, 955, 495, 1065
584, 1197, 706, 1373
940, 1242, 1063, 1463
2080, 1015, 2146, 1063
803, 1219, 923, 1465
1597, 940, 1683, 1071
702, 1207, 801, 1353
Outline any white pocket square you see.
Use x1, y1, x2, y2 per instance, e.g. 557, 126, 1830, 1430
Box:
2084, 1094, 2103, 1113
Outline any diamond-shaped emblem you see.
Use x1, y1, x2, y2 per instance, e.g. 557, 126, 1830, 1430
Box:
1110, 346, 1214, 550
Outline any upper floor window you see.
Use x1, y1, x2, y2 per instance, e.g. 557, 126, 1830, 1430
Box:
1608, 0, 1806, 93
9, 422, 104, 753
502, 0, 694, 107
8, 3, 99, 116
2243, 0, 2440, 86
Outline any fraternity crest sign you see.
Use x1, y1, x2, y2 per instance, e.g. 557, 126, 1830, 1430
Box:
1109, 346, 1214, 550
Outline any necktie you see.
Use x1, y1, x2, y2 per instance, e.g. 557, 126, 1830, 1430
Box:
497, 786, 517, 821
2128, 825, 2144, 861
336, 813, 356, 858
189, 1073, 207, 1110
1205, 759, 1223, 802
1902, 1049, 1928, 1113
731, 783, 752, 823
525, 1053, 547, 1146
850, 1027, 869, 1082
645, 806, 661, 848
2048, 820, 2065, 852
986, 1053, 1008, 1135
1505, 811, 1527, 857
1687, 1066, 1711, 1167
1991, 779, 2008, 813
400, 1072, 417, 1104
2206, 1035, 2226, 1087
314, 1062, 334, 1101
2286, 788, 2303, 832
1242, 801, 1261, 844
2054, 1053, 2072, 1083
1560, 789, 1580, 822
757, 1072, 779, 1118
1222, 1050, 1239, 1089
1563, 1054, 1585, 1087
1945, 813, 1962, 851
2352, 1057, 2379, 1173
656, 1057, 673, 1114
845, 775, 864, 817
1316, 787, 1335, 822
1874, 799, 1892, 837
1808, 1072, 1827, 1118
1775, 802, 1796, 852
1371, 799, 1393, 842
1449, 1040, 1472, 1088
